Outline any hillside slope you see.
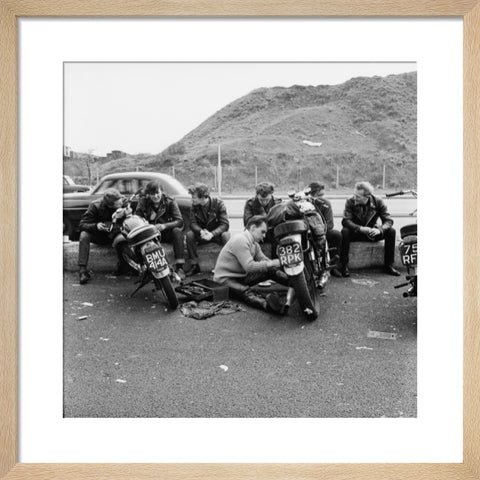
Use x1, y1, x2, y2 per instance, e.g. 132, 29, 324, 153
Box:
65, 71, 417, 193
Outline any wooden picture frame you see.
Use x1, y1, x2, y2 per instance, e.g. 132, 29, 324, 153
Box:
1, 1, 478, 478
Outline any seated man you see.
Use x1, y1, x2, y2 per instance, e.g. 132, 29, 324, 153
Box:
213, 215, 287, 314
307, 182, 342, 277
77, 188, 130, 285
135, 180, 186, 279
185, 183, 231, 276
340, 181, 400, 277
243, 182, 282, 226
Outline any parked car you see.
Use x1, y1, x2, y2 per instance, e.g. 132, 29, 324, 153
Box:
63, 175, 91, 193
63, 172, 191, 240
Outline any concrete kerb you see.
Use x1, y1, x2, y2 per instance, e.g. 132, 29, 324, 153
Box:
63, 239, 401, 273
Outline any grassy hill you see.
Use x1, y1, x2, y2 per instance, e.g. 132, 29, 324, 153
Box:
65, 71, 417, 194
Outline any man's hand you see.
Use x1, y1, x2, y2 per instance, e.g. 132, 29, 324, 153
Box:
368, 228, 381, 238
155, 224, 166, 232
202, 231, 214, 241
359, 226, 371, 235
97, 222, 109, 232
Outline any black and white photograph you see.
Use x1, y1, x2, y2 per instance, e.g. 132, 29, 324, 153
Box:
63, 62, 417, 418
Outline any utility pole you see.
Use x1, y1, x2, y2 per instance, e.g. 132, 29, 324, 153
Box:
336, 164, 339, 189
217, 144, 222, 197
172, 166, 175, 178
255, 165, 258, 186
382, 164, 386, 190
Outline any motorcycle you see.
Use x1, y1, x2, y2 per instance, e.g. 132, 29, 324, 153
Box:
267, 190, 333, 321
112, 197, 179, 309
385, 190, 417, 297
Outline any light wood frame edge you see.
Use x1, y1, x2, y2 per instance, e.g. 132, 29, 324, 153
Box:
1, 1, 478, 479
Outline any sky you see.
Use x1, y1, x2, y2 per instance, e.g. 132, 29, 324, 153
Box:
64, 62, 416, 156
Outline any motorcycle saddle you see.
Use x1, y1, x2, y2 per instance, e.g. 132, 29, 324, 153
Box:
127, 224, 160, 247
273, 220, 308, 239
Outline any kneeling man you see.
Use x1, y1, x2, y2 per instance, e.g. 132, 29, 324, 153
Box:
213, 215, 287, 314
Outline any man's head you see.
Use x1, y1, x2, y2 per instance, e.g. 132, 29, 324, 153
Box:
255, 182, 275, 206
103, 188, 123, 209
308, 182, 325, 198
145, 180, 163, 206
188, 183, 210, 206
246, 215, 268, 243
353, 181, 374, 205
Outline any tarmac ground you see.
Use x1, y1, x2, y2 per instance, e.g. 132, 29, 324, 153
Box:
64, 268, 417, 418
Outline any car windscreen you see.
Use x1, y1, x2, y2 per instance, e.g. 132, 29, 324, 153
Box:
93, 176, 188, 197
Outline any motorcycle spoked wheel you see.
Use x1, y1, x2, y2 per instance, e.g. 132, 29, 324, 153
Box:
289, 259, 319, 321
154, 276, 179, 310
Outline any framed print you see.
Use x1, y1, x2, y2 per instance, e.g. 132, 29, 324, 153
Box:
1, 1, 479, 479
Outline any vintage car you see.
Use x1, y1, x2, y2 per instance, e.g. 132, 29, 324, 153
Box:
63, 175, 91, 193
63, 172, 191, 240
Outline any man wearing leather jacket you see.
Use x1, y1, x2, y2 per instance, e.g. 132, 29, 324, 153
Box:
77, 188, 131, 285
243, 182, 282, 227
135, 180, 186, 279
340, 181, 400, 277
185, 183, 230, 276
307, 182, 342, 277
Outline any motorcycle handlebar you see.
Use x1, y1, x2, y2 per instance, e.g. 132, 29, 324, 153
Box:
385, 190, 405, 198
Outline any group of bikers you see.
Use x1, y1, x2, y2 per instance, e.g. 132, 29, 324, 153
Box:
77, 178, 401, 315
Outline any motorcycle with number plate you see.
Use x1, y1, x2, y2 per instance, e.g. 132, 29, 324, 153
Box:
112, 196, 179, 309
385, 190, 417, 297
267, 190, 335, 321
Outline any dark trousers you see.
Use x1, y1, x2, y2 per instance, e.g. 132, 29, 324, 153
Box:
161, 227, 185, 264
186, 230, 230, 264
78, 231, 127, 269
326, 229, 342, 263
340, 227, 396, 267
221, 270, 289, 311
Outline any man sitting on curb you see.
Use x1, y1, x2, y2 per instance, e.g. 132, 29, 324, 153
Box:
185, 183, 230, 276
340, 181, 400, 278
135, 180, 186, 279
307, 181, 342, 278
243, 182, 282, 226
77, 188, 131, 285
213, 215, 287, 314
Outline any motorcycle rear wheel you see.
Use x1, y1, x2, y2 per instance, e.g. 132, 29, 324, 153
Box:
155, 276, 179, 310
290, 260, 318, 321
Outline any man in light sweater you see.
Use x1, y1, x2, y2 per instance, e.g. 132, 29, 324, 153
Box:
213, 215, 288, 314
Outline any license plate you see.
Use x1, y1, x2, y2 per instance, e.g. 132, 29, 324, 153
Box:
144, 246, 168, 273
399, 243, 417, 266
278, 243, 303, 266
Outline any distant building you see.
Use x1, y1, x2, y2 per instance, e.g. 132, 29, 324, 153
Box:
63, 145, 73, 158
106, 150, 127, 160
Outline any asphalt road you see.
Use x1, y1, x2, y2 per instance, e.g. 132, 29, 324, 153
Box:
64, 270, 417, 418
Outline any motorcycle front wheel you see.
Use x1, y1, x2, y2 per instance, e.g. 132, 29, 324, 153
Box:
289, 260, 318, 321
155, 276, 179, 310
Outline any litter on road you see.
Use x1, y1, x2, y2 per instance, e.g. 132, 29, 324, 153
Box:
351, 279, 379, 287
76, 316, 88, 321
356, 346, 374, 351
219, 365, 228, 372
367, 330, 397, 340
81, 302, 94, 307
115, 379, 127, 384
